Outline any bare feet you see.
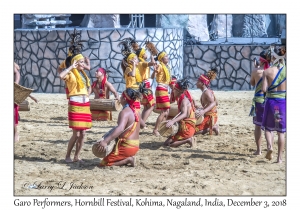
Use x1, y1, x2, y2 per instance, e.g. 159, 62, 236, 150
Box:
265, 149, 273, 161
73, 157, 85, 163
65, 157, 73, 163
253, 151, 262, 155
213, 124, 219, 135
153, 129, 161, 137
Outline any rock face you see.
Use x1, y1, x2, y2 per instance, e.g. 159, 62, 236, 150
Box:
157, 14, 209, 41
80, 14, 120, 28
22, 14, 72, 29
242, 14, 268, 37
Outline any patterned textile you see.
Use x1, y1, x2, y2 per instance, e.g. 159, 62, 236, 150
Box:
195, 106, 218, 135
68, 100, 92, 130
99, 122, 139, 166
155, 85, 170, 110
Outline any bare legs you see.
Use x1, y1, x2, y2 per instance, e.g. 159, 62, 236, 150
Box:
97, 156, 135, 168
164, 137, 196, 148
277, 132, 285, 163
194, 124, 219, 136
253, 125, 262, 155
141, 104, 154, 125
153, 109, 169, 136
14, 125, 19, 143
65, 129, 86, 163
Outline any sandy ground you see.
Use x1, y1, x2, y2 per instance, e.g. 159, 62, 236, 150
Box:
14, 90, 286, 196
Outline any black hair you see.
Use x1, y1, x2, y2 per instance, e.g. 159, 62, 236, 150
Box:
65, 56, 73, 68
135, 48, 143, 58
171, 75, 177, 80
176, 78, 189, 90
125, 88, 142, 101
138, 81, 153, 96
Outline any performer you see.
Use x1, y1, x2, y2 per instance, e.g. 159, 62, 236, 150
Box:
151, 51, 172, 136
169, 75, 178, 104
130, 39, 156, 124
164, 79, 197, 148
59, 34, 92, 163
261, 46, 286, 163
14, 62, 38, 143
249, 50, 271, 155
90, 67, 119, 121
14, 62, 20, 143
96, 88, 145, 167
57, 29, 91, 100
195, 68, 219, 135
118, 39, 142, 112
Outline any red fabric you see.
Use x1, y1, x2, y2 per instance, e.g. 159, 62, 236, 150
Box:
177, 90, 194, 111
122, 92, 139, 122
14, 103, 19, 125
259, 57, 270, 70
198, 75, 210, 86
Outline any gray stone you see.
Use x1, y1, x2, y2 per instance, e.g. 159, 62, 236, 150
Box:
224, 63, 234, 78
227, 58, 241, 70
228, 46, 236, 57
236, 52, 243, 60
187, 15, 209, 41
241, 59, 251, 71
44, 46, 56, 59
193, 46, 203, 59
241, 47, 250, 58
237, 69, 249, 79
202, 50, 217, 63
221, 51, 230, 59
216, 15, 233, 38
40, 66, 49, 78
82, 14, 120, 28
243, 15, 267, 37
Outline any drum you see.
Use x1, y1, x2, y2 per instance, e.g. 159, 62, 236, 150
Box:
158, 121, 179, 137
90, 99, 122, 111
19, 100, 30, 111
14, 83, 33, 105
195, 108, 204, 125
92, 138, 117, 158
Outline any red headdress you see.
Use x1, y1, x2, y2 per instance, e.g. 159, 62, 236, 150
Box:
122, 91, 139, 122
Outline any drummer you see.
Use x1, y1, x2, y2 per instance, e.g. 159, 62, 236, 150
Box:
90, 67, 119, 121
96, 88, 146, 167
163, 78, 197, 147
195, 68, 219, 135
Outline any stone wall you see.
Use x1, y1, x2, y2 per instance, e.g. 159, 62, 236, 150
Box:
14, 28, 184, 93
183, 45, 272, 90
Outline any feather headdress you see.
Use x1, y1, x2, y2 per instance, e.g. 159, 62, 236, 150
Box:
144, 40, 158, 56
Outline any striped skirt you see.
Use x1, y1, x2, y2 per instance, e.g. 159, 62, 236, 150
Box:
155, 86, 170, 110
68, 100, 92, 130
141, 80, 155, 107
91, 110, 112, 121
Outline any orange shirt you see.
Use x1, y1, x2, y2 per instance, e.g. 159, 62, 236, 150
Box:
155, 64, 171, 85
137, 62, 150, 80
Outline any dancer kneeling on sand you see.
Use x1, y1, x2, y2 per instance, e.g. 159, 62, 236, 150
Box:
194, 68, 219, 135
96, 88, 145, 167
59, 50, 92, 163
90, 67, 119, 121
164, 79, 197, 148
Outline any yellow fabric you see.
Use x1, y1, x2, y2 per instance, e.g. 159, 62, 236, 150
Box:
138, 48, 146, 59
63, 72, 88, 96
70, 54, 90, 91
137, 62, 150, 80
158, 52, 167, 62
155, 63, 171, 85
69, 121, 92, 128
124, 67, 140, 88
70, 105, 91, 113
127, 53, 136, 63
